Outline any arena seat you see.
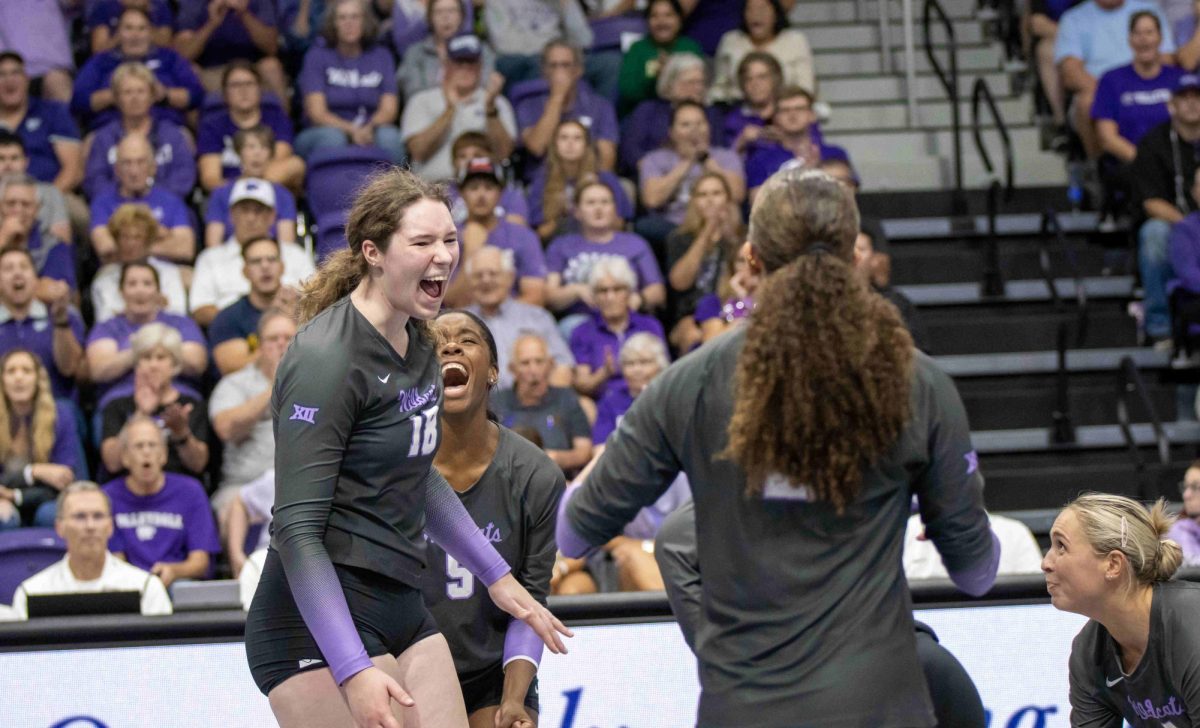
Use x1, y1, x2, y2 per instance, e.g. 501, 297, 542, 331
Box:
304, 146, 394, 244
0, 529, 66, 605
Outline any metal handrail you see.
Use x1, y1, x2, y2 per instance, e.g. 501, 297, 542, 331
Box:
970, 77, 1014, 199
923, 0, 963, 202
1038, 208, 1089, 347
1116, 356, 1172, 474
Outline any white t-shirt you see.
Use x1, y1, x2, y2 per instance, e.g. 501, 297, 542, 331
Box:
189, 239, 315, 313
90, 258, 189, 323
11, 553, 173, 619
209, 365, 274, 490
903, 513, 1044, 580
400, 87, 516, 182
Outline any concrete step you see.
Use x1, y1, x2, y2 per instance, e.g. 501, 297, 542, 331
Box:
804, 18, 987, 51
814, 44, 1004, 78
824, 93, 1033, 132
898, 277, 1134, 306
819, 68, 1013, 104
791, 0, 981, 25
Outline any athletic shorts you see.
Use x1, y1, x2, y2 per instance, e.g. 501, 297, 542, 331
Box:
460, 664, 540, 717
245, 548, 440, 696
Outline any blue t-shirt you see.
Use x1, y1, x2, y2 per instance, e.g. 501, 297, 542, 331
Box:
298, 44, 398, 125
71, 47, 205, 130
176, 0, 277, 68
89, 186, 192, 232
0, 99, 80, 185
744, 140, 852, 190
208, 295, 264, 348
1092, 64, 1183, 146
86, 0, 173, 32
83, 118, 197, 200
104, 473, 221, 571
1054, 0, 1175, 78
205, 180, 298, 238
0, 303, 86, 400
196, 105, 296, 181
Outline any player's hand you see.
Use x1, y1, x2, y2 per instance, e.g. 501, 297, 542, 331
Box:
341, 666, 414, 728
487, 574, 572, 654
495, 700, 534, 728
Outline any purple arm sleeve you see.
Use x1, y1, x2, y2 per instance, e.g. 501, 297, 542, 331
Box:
946, 530, 1001, 597
423, 467, 511, 585
503, 620, 545, 668
555, 482, 594, 558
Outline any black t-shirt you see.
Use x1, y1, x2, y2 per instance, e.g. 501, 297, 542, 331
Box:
664, 229, 728, 325
423, 426, 564, 676
1134, 122, 1200, 218
100, 393, 210, 480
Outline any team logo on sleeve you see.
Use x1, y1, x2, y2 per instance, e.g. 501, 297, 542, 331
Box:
289, 404, 319, 424
964, 451, 979, 475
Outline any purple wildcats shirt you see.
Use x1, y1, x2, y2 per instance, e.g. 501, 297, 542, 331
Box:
545, 231, 664, 316
298, 45, 397, 125
1091, 63, 1184, 146
103, 472, 221, 571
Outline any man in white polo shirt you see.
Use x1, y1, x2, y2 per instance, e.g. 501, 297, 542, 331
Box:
189, 178, 314, 326
10, 481, 173, 619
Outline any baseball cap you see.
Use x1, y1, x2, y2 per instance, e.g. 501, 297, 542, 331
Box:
229, 178, 276, 209
447, 33, 483, 62
458, 157, 503, 187
1175, 74, 1200, 95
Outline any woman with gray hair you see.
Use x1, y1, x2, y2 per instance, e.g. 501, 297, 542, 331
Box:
97, 321, 210, 481
618, 52, 725, 175
592, 332, 670, 445
1043, 492, 1200, 725
569, 256, 667, 399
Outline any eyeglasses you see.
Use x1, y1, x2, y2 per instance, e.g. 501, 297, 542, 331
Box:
594, 285, 630, 296
1180, 480, 1200, 494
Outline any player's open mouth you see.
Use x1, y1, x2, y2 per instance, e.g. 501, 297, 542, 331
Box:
442, 361, 469, 397
420, 276, 447, 299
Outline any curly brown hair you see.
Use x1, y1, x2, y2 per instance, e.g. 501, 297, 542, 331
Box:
721, 168, 914, 512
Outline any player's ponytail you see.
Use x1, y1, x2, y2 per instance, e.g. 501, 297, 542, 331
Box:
298, 167, 449, 330
720, 168, 914, 513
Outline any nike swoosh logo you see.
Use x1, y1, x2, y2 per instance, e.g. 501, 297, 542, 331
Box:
1106, 675, 1123, 687
298, 658, 323, 668
378, 373, 391, 384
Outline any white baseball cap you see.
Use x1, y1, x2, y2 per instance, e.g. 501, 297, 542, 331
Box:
229, 178, 276, 209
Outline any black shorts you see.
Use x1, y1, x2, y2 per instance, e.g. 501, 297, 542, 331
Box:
245, 547, 440, 696
460, 664, 540, 717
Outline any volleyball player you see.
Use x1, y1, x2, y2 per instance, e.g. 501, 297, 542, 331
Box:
557, 167, 1000, 726
1043, 493, 1200, 726
422, 310, 564, 728
244, 169, 570, 728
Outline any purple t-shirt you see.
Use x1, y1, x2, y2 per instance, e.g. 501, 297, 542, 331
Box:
1091, 64, 1184, 147
546, 231, 664, 315
70, 47, 205, 130
744, 139, 851, 190
515, 83, 619, 155
619, 99, 724, 175
682, 0, 743, 56
26, 229, 76, 291
0, 304, 86, 400
592, 377, 633, 445
104, 473, 221, 571
83, 118, 197, 199
196, 105, 295, 181
569, 310, 665, 399
89, 186, 191, 232
205, 180, 298, 237
298, 45, 397, 125
87, 311, 206, 405
481, 220, 548, 280
176, 0, 277, 68
639, 147, 744, 224
447, 182, 530, 225
526, 169, 633, 228
87, 0, 173, 32
0, 99, 80, 185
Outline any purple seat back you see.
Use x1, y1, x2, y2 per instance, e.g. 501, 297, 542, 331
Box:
315, 210, 349, 263
588, 14, 647, 51
305, 146, 395, 225
0, 528, 66, 605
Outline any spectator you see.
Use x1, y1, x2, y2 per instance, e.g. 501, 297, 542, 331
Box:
1028, 0, 1076, 136
0, 53, 84, 195
401, 33, 514, 182
618, 53, 724, 178
1092, 11, 1182, 165
99, 323, 210, 482
208, 238, 299, 375
445, 131, 529, 225
11, 482, 173, 619
904, 511, 1043, 580
723, 51, 784, 153
444, 158, 546, 307
680, 0, 744, 56
665, 172, 743, 348
71, 6, 204, 131
295, 0, 405, 164
744, 87, 850, 197
204, 126, 299, 249
492, 333, 593, 474
709, 0, 815, 104
0, 174, 76, 299
617, 0, 704, 115
0, 1, 74, 103
89, 0, 175, 54
0, 349, 84, 529
86, 261, 207, 407
224, 467, 274, 580
102, 415, 219, 587
1054, 0, 1174, 158
532, 121, 633, 241
1169, 167, 1200, 331
1134, 73, 1200, 344
853, 217, 931, 354
392, 0, 474, 55
0, 131, 72, 244
88, 133, 195, 265
83, 62, 197, 200
638, 100, 745, 247
197, 61, 305, 193
591, 332, 670, 446
484, 0, 595, 92
570, 256, 667, 399
1168, 460, 1200, 566
546, 179, 666, 318
691, 243, 760, 345
190, 179, 314, 326
175, 0, 288, 104
0, 248, 84, 401
210, 311, 295, 507
90, 203, 188, 323
398, 0, 495, 101
464, 245, 575, 390
1176, 1, 1200, 70
516, 41, 618, 174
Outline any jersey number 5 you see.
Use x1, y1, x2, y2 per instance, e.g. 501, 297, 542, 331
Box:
446, 555, 475, 599
408, 405, 440, 458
